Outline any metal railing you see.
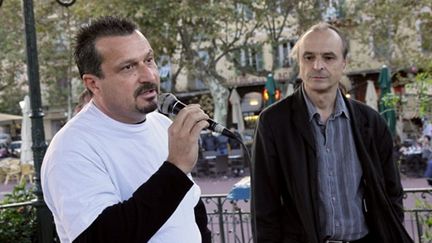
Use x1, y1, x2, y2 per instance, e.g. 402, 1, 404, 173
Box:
202, 188, 432, 243
403, 188, 432, 243
0, 188, 431, 242
202, 194, 253, 243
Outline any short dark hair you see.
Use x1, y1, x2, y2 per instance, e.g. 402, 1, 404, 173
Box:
425, 135, 431, 142
74, 16, 138, 78
290, 22, 350, 60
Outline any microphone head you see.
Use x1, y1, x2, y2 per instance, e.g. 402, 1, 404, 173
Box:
158, 93, 178, 115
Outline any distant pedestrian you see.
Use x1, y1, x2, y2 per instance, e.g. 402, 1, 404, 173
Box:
228, 126, 242, 150
215, 133, 229, 156
201, 131, 217, 151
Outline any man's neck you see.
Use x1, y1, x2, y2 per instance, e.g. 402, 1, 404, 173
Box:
304, 87, 338, 123
92, 100, 147, 124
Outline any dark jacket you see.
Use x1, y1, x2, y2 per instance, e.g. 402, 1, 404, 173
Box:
252, 89, 413, 243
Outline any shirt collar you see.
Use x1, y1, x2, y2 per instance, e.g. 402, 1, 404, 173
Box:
302, 85, 350, 123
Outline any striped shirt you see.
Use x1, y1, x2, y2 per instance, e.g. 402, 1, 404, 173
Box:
302, 87, 368, 241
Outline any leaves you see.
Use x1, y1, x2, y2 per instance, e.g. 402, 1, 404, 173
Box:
0, 182, 37, 243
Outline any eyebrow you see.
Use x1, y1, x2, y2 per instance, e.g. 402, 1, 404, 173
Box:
117, 49, 154, 68
303, 51, 336, 56
322, 52, 337, 56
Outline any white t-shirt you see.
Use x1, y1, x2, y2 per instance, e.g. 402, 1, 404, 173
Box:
41, 101, 202, 243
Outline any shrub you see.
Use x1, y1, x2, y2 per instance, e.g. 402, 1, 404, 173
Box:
0, 181, 37, 243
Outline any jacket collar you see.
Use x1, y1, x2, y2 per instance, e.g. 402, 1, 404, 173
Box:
291, 88, 316, 151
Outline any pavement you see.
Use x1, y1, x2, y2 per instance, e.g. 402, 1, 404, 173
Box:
0, 174, 429, 201
195, 174, 431, 195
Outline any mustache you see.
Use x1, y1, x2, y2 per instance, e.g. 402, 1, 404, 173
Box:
134, 83, 158, 98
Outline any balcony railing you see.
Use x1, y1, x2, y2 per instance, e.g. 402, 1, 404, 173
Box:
0, 188, 431, 242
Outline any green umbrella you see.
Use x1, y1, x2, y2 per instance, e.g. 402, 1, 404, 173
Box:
264, 73, 276, 106
378, 65, 396, 136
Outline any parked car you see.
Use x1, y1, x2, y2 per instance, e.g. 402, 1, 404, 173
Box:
8, 140, 22, 158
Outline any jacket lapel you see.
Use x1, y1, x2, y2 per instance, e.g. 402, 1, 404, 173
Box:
292, 89, 316, 152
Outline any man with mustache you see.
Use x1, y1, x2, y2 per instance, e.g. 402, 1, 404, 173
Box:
252, 22, 413, 242
41, 16, 211, 243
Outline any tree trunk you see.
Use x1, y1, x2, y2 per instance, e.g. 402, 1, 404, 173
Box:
206, 77, 229, 126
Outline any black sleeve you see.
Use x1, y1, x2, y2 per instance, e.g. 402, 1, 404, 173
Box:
73, 161, 193, 243
194, 199, 212, 243
378, 121, 405, 222
252, 115, 283, 242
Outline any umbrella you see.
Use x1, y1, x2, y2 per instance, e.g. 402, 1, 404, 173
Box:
229, 88, 245, 134
378, 65, 396, 136
264, 73, 277, 106
365, 80, 378, 111
285, 82, 294, 97
19, 95, 33, 164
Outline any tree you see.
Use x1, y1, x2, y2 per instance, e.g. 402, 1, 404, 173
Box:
0, 0, 27, 115
347, 0, 432, 69
405, 62, 432, 118
227, 0, 323, 83
348, 0, 432, 120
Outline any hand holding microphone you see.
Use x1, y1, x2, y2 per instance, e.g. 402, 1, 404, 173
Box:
158, 93, 241, 173
159, 94, 209, 174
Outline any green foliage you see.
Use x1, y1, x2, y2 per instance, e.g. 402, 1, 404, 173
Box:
381, 92, 400, 108
414, 197, 432, 242
0, 182, 37, 243
404, 62, 432, 118
352, 0, 432, 68
0, 0, 27, 114
414, 72, 432, 118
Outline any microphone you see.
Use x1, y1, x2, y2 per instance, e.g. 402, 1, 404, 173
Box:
158, 93, 237, 139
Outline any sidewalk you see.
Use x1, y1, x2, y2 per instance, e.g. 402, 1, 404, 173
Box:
0, 176, 429, 201
196, 175, 430, 195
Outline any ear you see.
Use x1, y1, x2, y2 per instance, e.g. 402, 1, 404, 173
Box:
82, 74, 101, 95
342, 56, 349, 70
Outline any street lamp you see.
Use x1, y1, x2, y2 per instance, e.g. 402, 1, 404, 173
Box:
21, 0, 54, 242
1, 0, 78, 241
20, 0, 75, 242
56, 0, 76, 7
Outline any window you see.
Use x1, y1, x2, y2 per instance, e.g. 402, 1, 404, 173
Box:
370, 27, 392, 60
236, 3, 254, 20
239, 46, 264, 71
417, 19, 432, 53
158, 55, 172, 92
273, 40, 295, 68
268, 0, 283, 14
321, 0, 347, 22
198, 50, 209, 65
187, 50, 208, 91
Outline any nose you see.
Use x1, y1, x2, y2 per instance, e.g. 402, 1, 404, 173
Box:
313, 58, 324, 71
137, 63, 158, 83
